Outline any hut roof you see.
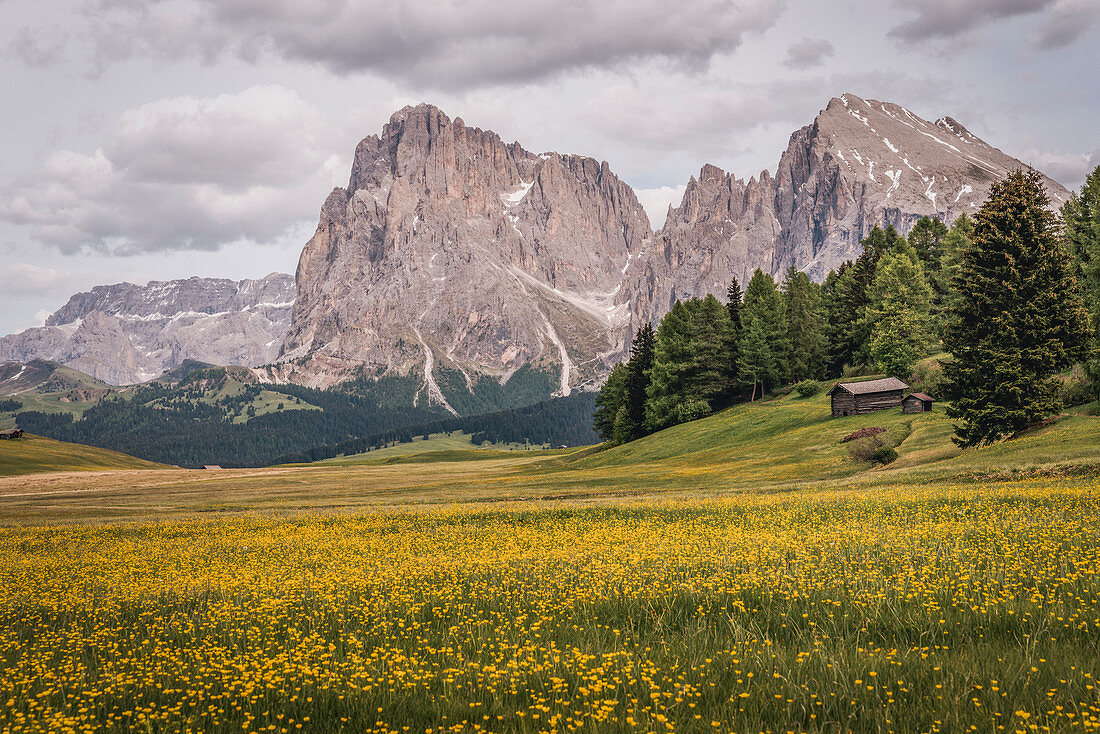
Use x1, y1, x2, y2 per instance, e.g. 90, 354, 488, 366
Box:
906, 392, 935, 402
828, 377, 909, 396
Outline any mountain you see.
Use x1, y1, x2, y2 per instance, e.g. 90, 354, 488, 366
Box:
0, 274, 294, 385
273, 103, 649, 404
624, 94, 1071, 326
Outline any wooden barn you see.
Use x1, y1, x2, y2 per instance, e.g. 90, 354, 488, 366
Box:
902, 392, 935, 413
0, 428, 24, 440
828, 377, 909, 417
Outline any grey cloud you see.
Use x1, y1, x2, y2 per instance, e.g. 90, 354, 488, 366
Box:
0, 86, 343, 255
783, 37, 834, 68
1031, 0, 1100, 49
77, 0, 784, 87
889, 0, 1055, 42
6, 26, 66, 67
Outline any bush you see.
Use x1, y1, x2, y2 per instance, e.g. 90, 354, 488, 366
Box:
794, 380, 822, 398
847, 430, 899, 464
841, 426, 886, 443
869, 446, 899, 464
674, 399, 712, 424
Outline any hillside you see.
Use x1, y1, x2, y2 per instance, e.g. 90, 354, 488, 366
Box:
2, 383, 1096, 524
0, 433, 163, 477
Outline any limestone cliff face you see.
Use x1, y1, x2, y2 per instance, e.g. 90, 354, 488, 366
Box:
0, 274, 294, 385
770, 93, 1069, 279
277, 104, 650, 402
622, 93, 1072, 336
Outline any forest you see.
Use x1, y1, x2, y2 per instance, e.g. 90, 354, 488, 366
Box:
596, 168, 1099, 447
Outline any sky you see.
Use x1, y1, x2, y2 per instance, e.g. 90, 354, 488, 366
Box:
1, 0, 1098, 335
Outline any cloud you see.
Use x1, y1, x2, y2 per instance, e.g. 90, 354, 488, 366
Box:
783, 38, 834, 69
74, 0, 784, 87
6, 26, 66, 67
0, 85, 345, 255
634, 185, 687, 229
888, 0, 1055, 43
1030, 0, 1100, 48
1014, 146, 1100, 190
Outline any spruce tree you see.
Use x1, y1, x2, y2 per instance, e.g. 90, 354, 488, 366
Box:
618, 323, 656, 442
645, 301, 695, 430
943, 169, 1091, 446
782, 266, 826, 381
593, 362, 627, 443
934, 213, 974, 338
742, 269, 789, 391
1061, 165, 1100, 401
738, 318, 773, 401
726, 276, 745, 391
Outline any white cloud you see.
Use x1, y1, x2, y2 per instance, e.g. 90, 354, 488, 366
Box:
75, 0, 784, 88
885, 0, 1096, 47
634, 186, 686, 230
1013, 146, 1099, 191
0, 85, 345, 255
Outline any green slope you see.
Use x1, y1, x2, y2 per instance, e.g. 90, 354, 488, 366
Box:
0, 433, 164, 477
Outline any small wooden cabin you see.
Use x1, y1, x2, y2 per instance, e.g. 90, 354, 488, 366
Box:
828, 377, 909, 417
0, 428, 24, 440
902, 392, 934, 413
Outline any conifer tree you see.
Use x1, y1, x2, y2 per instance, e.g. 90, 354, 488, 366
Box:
738, 318, 773, 401
782, 266, 826, 381
1061, 165, 1100, 401
825, 225, 906, 372
742, 269, 789, 391
944, 169, 1091, 446
617, 323, 656, 442
645, 301, 695, 430
907, 216, 949, 275
934, 213, 974, 338
726, 276, 745, 390
593, 362, 627, 443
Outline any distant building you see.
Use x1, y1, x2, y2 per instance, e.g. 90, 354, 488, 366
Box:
828, 377, 909, 417
902, 392, 935, 413
0, 428, 24, 439
201, 465, 222, 470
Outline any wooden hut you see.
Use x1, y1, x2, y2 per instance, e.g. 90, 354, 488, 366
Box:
828, 377, 909, 417
902, 392, 934, 413
0, 428, 24, 440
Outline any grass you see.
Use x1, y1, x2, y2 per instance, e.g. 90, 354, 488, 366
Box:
0, 389, 1098, 731
314, 431, 570, 464
0, 433, 164, 477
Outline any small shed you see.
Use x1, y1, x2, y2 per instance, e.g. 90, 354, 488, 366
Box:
0, 428, 24, 440
828, 377, 909, 417
902, 392, 935, 413
201, 464, 222, 470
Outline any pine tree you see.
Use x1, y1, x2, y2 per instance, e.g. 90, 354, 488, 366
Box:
782, 266, 826, 381
618, 323, 656, 442
1062, 165, 1100, 401
943, 169, 1091, 446
934, 213, 974, 338
593, 362, 627, 443
726, 276, 745, 391
645, 301, 695, 431
907, 216, 949, 275
738, 318, 773, 401
742, 269, 789, 391
865, 248, 935, 378
824, 225, 906, 373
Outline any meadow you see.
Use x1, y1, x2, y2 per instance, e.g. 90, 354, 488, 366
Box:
1, 391, 1099, 732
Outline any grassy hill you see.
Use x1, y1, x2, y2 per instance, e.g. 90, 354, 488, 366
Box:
0, 433, 164, 477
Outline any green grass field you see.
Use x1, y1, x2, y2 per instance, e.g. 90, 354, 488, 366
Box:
1, 390, 1099, 732
0, 432, 164, 476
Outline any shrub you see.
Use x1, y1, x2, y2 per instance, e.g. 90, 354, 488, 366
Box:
847, 430, 899, 464
674, 399, 712, 424
869, 445, 899, 464
794, 380, 822, 398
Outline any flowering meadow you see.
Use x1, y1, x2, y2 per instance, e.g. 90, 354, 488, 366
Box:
1, 478, 1099, 733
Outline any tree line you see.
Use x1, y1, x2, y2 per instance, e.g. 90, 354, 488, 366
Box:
597, 167, 1097, 448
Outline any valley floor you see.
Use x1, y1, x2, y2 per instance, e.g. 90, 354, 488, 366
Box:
1, 392, 1098, 732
